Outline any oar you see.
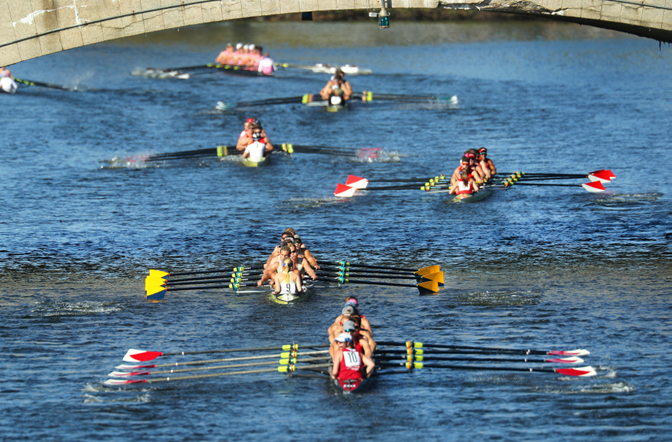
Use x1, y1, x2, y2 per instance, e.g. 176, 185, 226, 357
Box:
274, 62, 373, 75
376, 341, 590, 356
503, 181, 606, 193
337, 278, 440, 295
148, 266, 244, 279
13, 77, 76, 91
376, 355, 584, 364
379, 361, 596, 377
352, 92, 458, 104
216, 95, 308, 110
499, 169, 615, 182
280, 144, 384, 158
110, 355, 333, 378
123, 344, 329, 362
334, 263, 440, 275
116, 350, 330, 370
105, 363, 333, 385
321, 271, 444, 284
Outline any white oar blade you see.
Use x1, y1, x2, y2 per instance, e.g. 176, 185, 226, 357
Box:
115, 364, 155, 370
555, 366, 597, 377
123, 348, 164, 362
108, 371, 150, 378
104, 378, 147, 386
548, 349, 590, 356
345, 175, 369, 189
546, 357, 584, 364
582, 182, 605, 193
334, 183, 357, 198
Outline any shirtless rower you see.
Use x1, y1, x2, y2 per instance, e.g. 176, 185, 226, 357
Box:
478, 147, 497, 176
329, 319, 373, 358
449, 170, 480, 199
237, 118, 270, 151
319, 68, 352, 105
242, 123, 273, 162
331, 333, 375, 381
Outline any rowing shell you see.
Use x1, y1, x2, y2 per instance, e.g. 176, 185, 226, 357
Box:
452, 189, 494, 203
241, 156, 268, 168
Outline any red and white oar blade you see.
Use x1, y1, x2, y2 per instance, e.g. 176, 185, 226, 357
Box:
115, 363, 156, 370
108, 371, 150, 377
345, 175, 369, 189
582, 182, 605, 193
335, 183, 358, 198
548, 349, 590, 356
358, 148, 381, 160
587, 170, 612, 183
554, 366, 597, 377
545, 356, 584, 364
104, 378, 148, 386
123, 348, 164, 362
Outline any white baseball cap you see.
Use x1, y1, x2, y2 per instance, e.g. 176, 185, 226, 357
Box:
335, 333, 352, 343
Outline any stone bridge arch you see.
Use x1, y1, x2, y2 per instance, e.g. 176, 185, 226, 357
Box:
1, 0, 671, 66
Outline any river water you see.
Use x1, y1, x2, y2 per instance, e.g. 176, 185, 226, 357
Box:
1, 20, 670, 441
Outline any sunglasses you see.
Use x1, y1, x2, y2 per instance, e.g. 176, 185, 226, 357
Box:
343, 328, 356, 332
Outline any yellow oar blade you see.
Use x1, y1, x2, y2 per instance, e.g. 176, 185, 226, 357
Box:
149, 269, 170, 279
146, 284, 167, 301
145, 276, 167, 292
416, 265, 440, 276
418, 280, 439, 294
422, 271, 444, 285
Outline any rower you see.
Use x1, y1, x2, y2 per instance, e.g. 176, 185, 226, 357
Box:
237, 118, 269, 151
254, 46, 276, 76
215, 43, 235, 64
478, 147, 497, 176
293, 236, 319, 270
289, 244, 317, 281
0, 67, 11, 78
319, 68, 352, 106
272, 258, 303, 295
330, 333, 375, 381
241, 123, 273, 162
329, 297, 372, 338
258, 245, 291, 286
449, 170, 480, 199
329, 319, 373, 358
328, 311, 374, 352
464, 149, 486, 183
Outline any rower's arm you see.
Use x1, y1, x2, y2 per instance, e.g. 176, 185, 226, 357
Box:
236, 135, 248, 151
473, 180, 480, 192
331, 353, 342, 379
342, 81, 352, 100
295, 274, 302, 293
302, 260, 317, 280
362, 354, 375, 377
489, 160, 497, 175
265, 140, 273, 153
320, 83, 332, 100
305, 250, 319, 269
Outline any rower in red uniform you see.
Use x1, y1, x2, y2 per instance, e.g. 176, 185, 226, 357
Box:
331, 333, 375, 382
478, 147, 497, 177
328, 297, 372, 338
449, 170, 480, 199
329, 319, 373, 358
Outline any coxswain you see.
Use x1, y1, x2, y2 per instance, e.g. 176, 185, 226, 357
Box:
331, 333, 375, 381
319, 68, 352, 105
478, 147, 497, 176
0, 67, 17, 94
273, 258, 303, 295
254, 46, 275, 76
329, 319, 373, 358
242, 123, 273, 162
449, 170, 480, 199
237, 118, 269, 151
215, 43, 235, 64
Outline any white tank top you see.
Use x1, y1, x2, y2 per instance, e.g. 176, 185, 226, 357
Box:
280, 281, 297, 295
244, 141, 266, 162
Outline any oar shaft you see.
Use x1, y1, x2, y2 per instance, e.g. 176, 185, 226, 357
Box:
162, 344, 329, 357
336, 263, 421, 272
118, 350, 330, 369
342, 280, 419, 288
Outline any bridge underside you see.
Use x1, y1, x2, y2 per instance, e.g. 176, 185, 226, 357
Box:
1, 0, 671, 66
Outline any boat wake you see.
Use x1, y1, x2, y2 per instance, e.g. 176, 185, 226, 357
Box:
30, 300, 125, 317
453, 290, 541, 307
592, 192, 663, 208
280, 197, 346, 209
